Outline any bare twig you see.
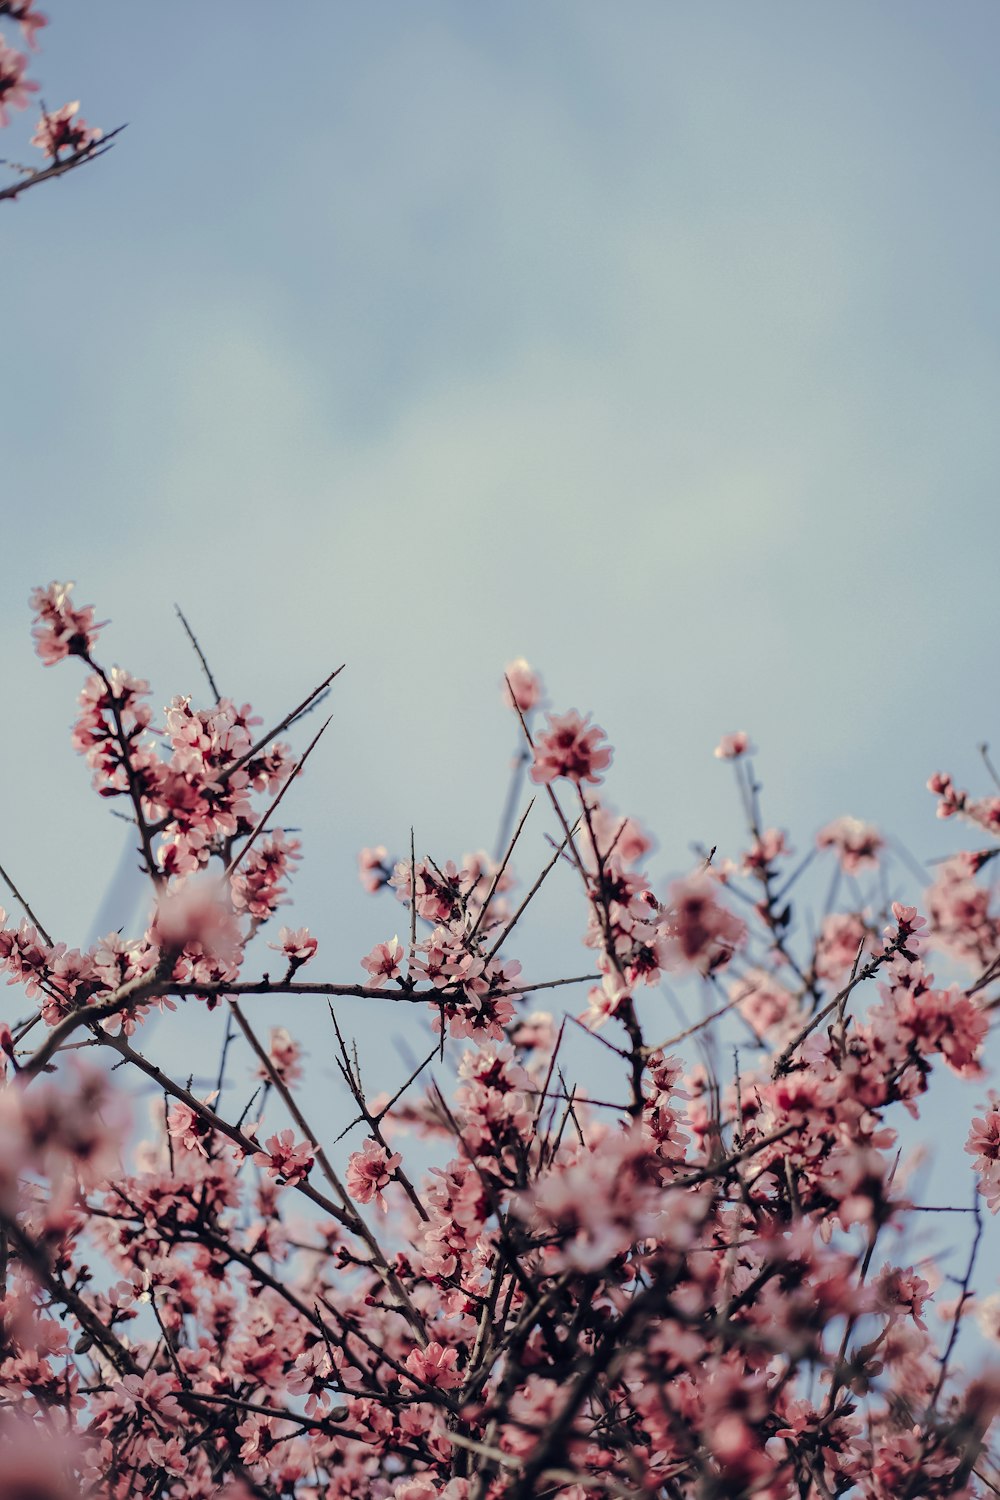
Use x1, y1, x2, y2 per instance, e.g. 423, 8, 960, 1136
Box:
0, 858, 53, 945
174, 604, 222, 701
216, 666, 345, 789
224, 714, 332, 880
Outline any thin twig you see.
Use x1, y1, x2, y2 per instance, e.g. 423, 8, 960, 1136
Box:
469, 798, 534, 945
0, 858, 53, 944
484, 819, 582, 963
216, 667, 345, 789
224, 715, 332, 880
174, 604, 221, 700
227, 1000, 428, 1343
0, 126, 125, 204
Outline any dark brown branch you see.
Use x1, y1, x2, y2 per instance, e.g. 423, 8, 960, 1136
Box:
0, 126, 124, 204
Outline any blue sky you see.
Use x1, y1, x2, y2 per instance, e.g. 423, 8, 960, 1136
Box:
2, 4, 1000, 1220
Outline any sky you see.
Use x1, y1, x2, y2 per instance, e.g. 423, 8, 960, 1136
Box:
2, 3, 1000, 1244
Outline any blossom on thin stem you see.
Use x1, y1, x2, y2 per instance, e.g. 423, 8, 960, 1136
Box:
1, 1, 48, 49
503, 657, 544, 713
252, 1129, 314, 1185
258, 1026, 304, 1087
659, 872, 745, 972
29, 580, 104, 665
360, 935, 403, 988
32, 100, 101, 158
269, 925, 317, 971
403, 1341, 462, 1391
345, 1137, 401, 1212
530, 708, 612, 786
714, 730, 752, 760
358, 844, 392, 893
966, 1093, 1000, 1213
7, 585, 1000, 1499
816, 814, 884, 873
0, 32, 36, 125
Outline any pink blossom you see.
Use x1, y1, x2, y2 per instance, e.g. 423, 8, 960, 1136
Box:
742, 825, 792, 873
927, 769, 1000, 834
388, 851, 509, 927
509, 1009, 557, 1053
2, 1, 48, 48
9, 583, 1000, 1499
345, 1137, 401, 1212
504, 657, 543, 712
928, 769, 961, 815
816, 814, 884, 873
360, 934, 403, 987
358, 844, 392, 893
152, 880, 244, 986
166, 1092, 219, 1157
502, 1374, 565, 1458
29, 581, 104, 665
887, 901, 927, 951
517, 1125, 687, 1273
269, 924, 318, 968
659, 872, 745, 972
144, 1434, 187, 1477
925, 854, 999, 965
815, 911, 870, 982
530, 709, 613, 786
582, 971, 630, 1030
714, 730, 752, 760
31, 101, 101, 158
252, 1129, 314, 1185
0, 1417, 76, 1500
0, 33, 36, 125
966, 1094, 1000, 1213
393, 1481, 468, 1500
731, 968, 800, 1040
112, 1369, 182, 1425
259, 1025, 304, 1086
580, 801, 653, 870
976, 1293, 1000, 1343
229, 829, 300, 921
403, 1340, 461, 1391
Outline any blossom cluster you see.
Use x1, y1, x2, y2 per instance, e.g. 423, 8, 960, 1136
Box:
0, 585, 999, 1499
1, 3, 105, 202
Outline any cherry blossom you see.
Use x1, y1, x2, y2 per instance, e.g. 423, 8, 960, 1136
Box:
260, 1025, 304, 1086
3, 581, 1000, 1500
659, 871, 746, 971
1, 1, 46, 46
29, 580, 103, 664
360, 934, 404, 987
31, 99, 101, 157
345, 1137, 401, 1211
403, 1340, 462, 1390
929, 770, 1000, 836
529, 708, 613, 786
504, 656, 544, 712
732, 967, 801, 1040
967, 1094, 1000, 1213
817, 813, 885, 873
358, 844, 392, 892
0, 30, 35, 125
579, 799, 653, 870
714, 729, 752, 759
269, 924, 318, 969
252, 1128, 314, 1184
977, 1294, 1000, 1343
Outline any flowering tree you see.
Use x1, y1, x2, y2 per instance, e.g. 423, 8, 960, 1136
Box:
1, 582, 1000, 1499
0, 1, 116, 203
